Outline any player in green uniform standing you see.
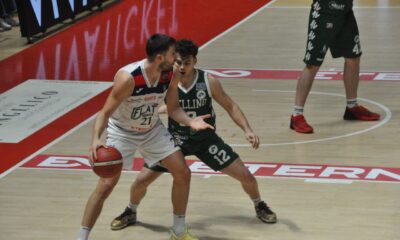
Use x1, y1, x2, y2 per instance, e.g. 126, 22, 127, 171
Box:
110, 39, 277, 239
290, 0, 380, 133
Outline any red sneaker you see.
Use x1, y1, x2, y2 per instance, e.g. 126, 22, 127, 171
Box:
343, 105, 380, 121
290, 115, 314, 133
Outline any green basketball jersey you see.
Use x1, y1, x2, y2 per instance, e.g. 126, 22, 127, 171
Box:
168, 69, 216, 141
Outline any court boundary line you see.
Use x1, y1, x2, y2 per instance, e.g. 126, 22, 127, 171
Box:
229, 89, 391, 147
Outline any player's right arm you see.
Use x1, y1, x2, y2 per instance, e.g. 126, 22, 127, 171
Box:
89, 71, 134, 162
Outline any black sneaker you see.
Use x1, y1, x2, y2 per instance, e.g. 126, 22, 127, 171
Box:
255, 201, 277, 223
110, 207, 137, 230
4, 16, 19, 27
0, 18, 11, 31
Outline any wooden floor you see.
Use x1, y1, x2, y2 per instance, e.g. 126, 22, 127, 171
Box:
1, 0, 400, 240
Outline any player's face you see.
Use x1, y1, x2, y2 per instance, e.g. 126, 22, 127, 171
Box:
174, 54, 196, 76
159, 46, 176, 70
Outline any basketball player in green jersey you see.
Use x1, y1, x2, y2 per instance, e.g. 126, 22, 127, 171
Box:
110, 39, 277, 237
290, 0, 380, 133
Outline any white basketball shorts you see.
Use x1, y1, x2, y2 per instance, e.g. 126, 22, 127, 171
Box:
106, 119, 180, 170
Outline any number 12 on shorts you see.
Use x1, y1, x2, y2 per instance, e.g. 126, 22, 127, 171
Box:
208, 145, 231, 165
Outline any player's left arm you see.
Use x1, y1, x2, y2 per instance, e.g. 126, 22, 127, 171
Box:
208, 74, 259, 149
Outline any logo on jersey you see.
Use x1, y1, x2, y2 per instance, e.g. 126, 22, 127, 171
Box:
127, 98, 142, 103
196, 82, 207, 90
196, 90, 206, 100
180, 99, 207, 110
329, 1, 345, 10
131, 104, 157, 120
135, 88, 143, 94
208, 145, 218, 154
144, 95, 156, 102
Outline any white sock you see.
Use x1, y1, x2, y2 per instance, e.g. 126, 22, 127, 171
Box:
172, 214, 186, 236
128, 202, 138, 212
293, 105, 304, 116
77, 226, 91, 240
347, 98, 358, 108
252, 197, 263, 206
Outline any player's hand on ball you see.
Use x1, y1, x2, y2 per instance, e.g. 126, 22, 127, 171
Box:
89, 139, 107, 164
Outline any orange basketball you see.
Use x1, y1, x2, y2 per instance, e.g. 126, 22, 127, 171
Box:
92, 146, 123, 178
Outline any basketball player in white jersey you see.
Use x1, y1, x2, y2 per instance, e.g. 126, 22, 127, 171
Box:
76, 34, 212, 240
110, 39, 277, 237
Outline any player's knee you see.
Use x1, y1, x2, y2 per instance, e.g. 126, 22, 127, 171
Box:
172, 166, 191, 183
345, 57, 360, 66
133, 176, 152, 189
96, 178, 118, 198
181, 166, 191, 182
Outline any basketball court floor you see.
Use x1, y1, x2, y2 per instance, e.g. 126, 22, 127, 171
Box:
0, 0, 399, 239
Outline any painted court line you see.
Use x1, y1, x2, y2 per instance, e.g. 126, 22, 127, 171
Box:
229, 89, 391, 148
199, 0, 278, 50
205, 69, 400, 81
21, 155, 400, 184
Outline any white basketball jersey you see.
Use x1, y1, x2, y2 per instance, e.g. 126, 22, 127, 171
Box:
109, 60, 172, 132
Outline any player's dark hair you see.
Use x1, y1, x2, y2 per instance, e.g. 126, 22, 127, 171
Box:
175, 39, 198, 59
146, 34, 176, 62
